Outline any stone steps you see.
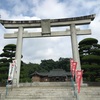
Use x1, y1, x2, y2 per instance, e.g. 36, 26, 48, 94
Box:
5, 98, 75, 100
0, 87, 6, 100
6, 96, 74, 99
78, 87, 100, 100
6, 88, 74, 99
5, 82, 74, 100
4, 82, 100, 100
0, 87, 5, 92
19, 82, 72, 87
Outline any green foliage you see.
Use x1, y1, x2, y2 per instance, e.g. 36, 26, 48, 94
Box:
19, 58, 70, 82
40, 59, 56, 71
82, 55, 100, 64
79, 38, 100, 82
95, 78, 100, 82
0, 44, 24, 85
3, 44, 16, 52
39, 58, 70, 72
82, 64, 100, 81
0, 44, 16, 85
0, 58, 8, 62
20, 62, 40, 82
0, 44, 16, 58
56, 58, 70, 71
79, 38, 98, 45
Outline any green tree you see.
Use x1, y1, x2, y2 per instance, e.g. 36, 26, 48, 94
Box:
0, 44, 16, 59
0, 44, 25, 84
79, 38, 100, 64
56, 57, 70, 71
20, 62, 40, 82
40, 59, 56, 71
79, 38, 100, 82
0, 44, 16, 85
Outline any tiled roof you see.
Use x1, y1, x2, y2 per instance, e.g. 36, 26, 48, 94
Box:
48, 69, 67, 77
31, 69, 71, 77
31, 71, 48, 76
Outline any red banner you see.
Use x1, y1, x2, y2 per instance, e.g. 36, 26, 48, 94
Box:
70, 59, 77, 78
70, 58, 74, 71
76, 70, 83, 93
71, 62, 77, 78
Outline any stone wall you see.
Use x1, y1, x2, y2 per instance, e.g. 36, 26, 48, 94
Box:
32, 75, 41, 82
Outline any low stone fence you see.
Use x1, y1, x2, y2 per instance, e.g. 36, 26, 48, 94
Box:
84, 82, 100, 86
19, 82, 72, 87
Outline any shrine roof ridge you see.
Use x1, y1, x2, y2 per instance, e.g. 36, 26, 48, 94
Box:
0, 14, 95, 25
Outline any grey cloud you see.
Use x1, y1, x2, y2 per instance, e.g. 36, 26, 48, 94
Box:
0, 0, 100, 63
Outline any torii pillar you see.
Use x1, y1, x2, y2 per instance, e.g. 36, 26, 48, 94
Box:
15, 26, 23, 87
70, 24, 81, 70
0, 14, 95, 87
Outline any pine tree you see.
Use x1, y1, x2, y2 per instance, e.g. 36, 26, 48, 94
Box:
79, 38, 100, 82
0, 44, 16, 85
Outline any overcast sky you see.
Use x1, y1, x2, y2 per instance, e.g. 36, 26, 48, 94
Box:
0, 0, 100, 64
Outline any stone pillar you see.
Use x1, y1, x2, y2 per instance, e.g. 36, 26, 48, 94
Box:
70, 24, 81, 70
14, 26, 23, 87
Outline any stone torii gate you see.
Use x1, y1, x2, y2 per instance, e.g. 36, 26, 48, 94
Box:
0, 14, 95, 87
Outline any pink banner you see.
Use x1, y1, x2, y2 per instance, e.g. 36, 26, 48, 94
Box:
76, 70, 83, 93
70, 58, 74, 71
71, 62, 77, 78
